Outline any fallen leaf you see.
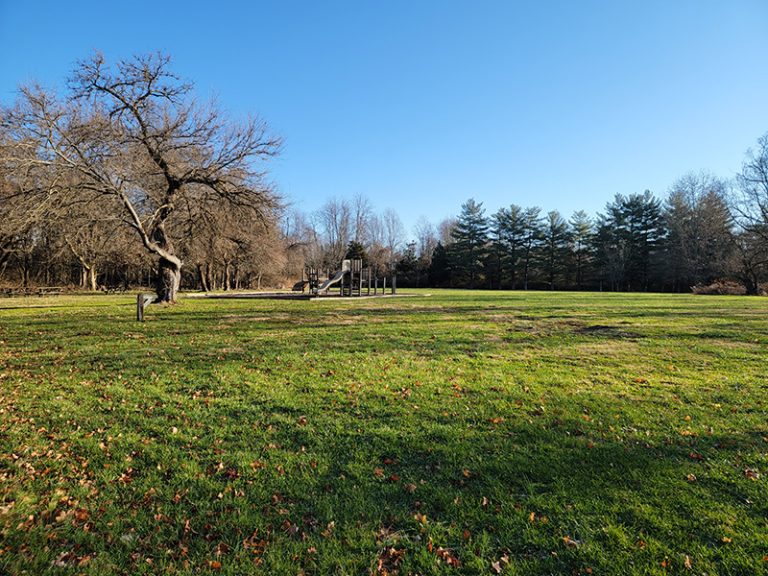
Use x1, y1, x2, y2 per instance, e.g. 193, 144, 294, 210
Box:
562, 535, 582, 548
684, 555, 692, 570
744, 468, 760, 480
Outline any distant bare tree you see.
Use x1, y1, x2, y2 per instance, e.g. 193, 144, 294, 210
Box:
382, 208, 404, 271
665, 172, 734, 291
413, 216, 437, 266
735, 133, 768, 240
317, 198, 352, 267
352, 193, 373, 245
437, 217, 457, 245
731, 133, 768, 293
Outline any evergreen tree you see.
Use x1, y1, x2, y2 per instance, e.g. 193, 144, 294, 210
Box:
542, 210, 570, 290
569, 210, 593, 290
520, 207, 543, 290
428, 242, 452, 287
344, 240, 369, 266
450, 199, 489, 288
492, 205, 526, 289
593, 192, 665, 291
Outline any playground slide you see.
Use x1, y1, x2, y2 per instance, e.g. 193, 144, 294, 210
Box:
317, 269, 345, 292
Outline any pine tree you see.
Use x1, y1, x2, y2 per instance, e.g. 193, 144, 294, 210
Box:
450, 199, 489, 288
569, 210, 593, 290
520, 207, 543, 290
542, 210, 570, 290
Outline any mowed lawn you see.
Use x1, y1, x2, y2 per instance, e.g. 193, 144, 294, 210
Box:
1, 290, 766, 575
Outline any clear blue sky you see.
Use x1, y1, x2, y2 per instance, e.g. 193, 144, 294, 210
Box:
2, 1, 767, 236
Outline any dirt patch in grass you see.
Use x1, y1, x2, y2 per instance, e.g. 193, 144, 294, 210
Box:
575, 324, 644, 339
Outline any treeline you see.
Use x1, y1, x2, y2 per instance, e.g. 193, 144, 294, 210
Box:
2, 53, 767, 297
288, 136, 768, 295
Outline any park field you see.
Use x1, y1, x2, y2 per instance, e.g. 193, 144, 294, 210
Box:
0, 290, 766, 575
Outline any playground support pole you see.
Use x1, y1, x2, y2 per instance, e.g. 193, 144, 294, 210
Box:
383, 277, 387, 293
392, 276, 397, 295
367, 268, 371, 296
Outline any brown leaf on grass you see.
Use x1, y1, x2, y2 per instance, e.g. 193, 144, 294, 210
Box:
688, 452, 704, 461
403, 483, 417, 494
684, 555, 692, 570
435, 547, 461, 567
686, 474, 697, 482
297, 416, 308, 426
489, 416, 505, 425
744, 468, 760, 480
281, 520, 299, 536
562, 535, 582, 548
208, 559, 222, 570
74, 508, 89, 522
375, 546, 405, 575
374, 467, 385, 478
321, 521, 335, 538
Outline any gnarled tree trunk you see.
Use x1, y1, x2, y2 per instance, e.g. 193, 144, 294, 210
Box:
152, 224, 182, 303
156, 256, 181, 302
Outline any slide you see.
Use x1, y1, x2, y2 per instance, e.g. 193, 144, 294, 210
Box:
316, 269, 345, 292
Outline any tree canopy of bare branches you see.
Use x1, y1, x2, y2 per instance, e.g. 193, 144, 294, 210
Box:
1, 52, 281, 301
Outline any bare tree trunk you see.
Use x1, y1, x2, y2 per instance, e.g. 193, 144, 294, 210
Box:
156, 257, 181, 302
88, 267, 98, 291
152, 225, 182, 303
197, 264, 210, 292
224, 261, 231, 291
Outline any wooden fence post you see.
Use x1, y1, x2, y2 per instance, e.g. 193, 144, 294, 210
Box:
137, 293, 156, 322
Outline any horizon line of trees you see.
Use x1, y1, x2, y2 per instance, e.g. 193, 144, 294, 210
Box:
2, 54, 767, 297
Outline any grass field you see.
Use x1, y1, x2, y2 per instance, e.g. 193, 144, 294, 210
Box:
1, 290, 766, 575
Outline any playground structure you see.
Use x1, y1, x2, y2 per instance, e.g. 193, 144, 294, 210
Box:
293, 259, 396, 297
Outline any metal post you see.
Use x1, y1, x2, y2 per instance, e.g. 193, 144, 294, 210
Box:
383, 277, 387, 293
392, 275, 397, 295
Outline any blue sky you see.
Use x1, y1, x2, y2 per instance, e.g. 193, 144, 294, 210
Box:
2, 1, 767, 236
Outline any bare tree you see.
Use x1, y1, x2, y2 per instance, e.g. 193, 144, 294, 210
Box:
1, 52, 280, 302
352, 193, 372, 245
735, 133, 768, 241
382, 208, 405, 272
665, 172, 733, 291
437, 217, 457, 245
413, 216, 437, 266
316, 198, 352, 267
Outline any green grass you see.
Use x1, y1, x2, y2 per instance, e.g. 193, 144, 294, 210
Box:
1, 290, 766, 575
